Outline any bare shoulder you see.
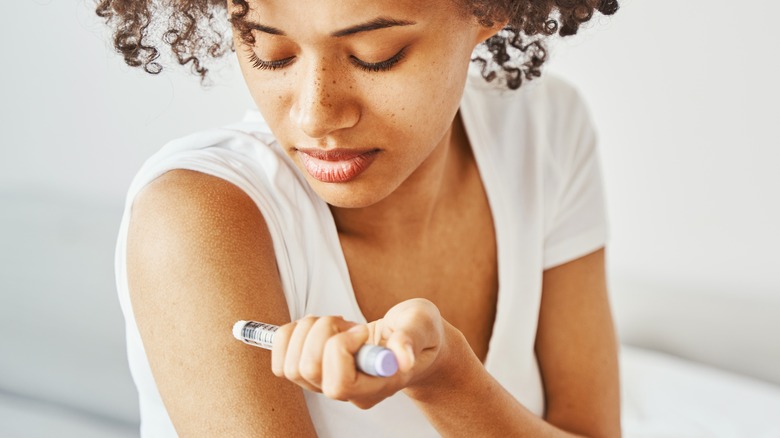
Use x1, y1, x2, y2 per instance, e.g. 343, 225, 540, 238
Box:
130, 169, 270, 263
127, 169, 316, 436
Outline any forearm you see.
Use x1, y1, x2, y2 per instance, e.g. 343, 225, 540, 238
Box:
404, 324, 585, 438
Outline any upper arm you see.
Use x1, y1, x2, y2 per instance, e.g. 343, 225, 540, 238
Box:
126, 169, 317, 436
535, 247, 621, 438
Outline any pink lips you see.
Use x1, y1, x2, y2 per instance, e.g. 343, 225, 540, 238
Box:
297, 148, 380, 183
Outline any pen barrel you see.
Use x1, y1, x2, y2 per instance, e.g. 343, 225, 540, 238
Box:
237, 321, 277, 350
233, 320, 398, 377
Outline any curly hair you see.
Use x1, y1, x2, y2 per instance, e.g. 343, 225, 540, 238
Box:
95, 0, 618, 90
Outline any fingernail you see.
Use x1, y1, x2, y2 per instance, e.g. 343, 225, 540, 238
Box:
405, 343, 415, 365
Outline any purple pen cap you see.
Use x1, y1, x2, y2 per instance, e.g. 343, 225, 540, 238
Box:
356, 345, 398, 377
374, 348, 399, 377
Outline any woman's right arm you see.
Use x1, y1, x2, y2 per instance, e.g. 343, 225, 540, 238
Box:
126, 169, 318, 436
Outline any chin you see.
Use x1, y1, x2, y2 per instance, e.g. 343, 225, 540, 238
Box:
310, 180, 392, 209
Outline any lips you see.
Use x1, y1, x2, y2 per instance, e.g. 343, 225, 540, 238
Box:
296, 148, 380, 183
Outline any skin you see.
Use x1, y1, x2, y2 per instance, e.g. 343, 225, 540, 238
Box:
126, 0, 621, 436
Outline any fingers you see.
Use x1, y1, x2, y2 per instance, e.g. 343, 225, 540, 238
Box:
271, 315, 357, 392
321, 326, 392, 406
272, 315, 320, 393
299, 317, 356, 386
268, 298, 447, 409
321, 325, 365, 399
271, 316, 393, 407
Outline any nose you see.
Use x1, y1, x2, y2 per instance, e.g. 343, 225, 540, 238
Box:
289, 61, 360, 139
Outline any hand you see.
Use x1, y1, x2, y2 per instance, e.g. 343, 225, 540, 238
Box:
270, 298, 449, 409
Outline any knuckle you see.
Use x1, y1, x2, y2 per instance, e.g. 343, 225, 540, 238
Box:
411, 302, 440, 327
413, 298, 439, 315
275, 323, 295, 342
313, 315, 343, 331
322, 336, 345, 357
299, 361, 322, 382
326, 315, 344, 324
271, 360, 284, 377
322, 381, 350, 401
322, 315, 343, 325
283, 364, 301, 382
299, 315, 319, 327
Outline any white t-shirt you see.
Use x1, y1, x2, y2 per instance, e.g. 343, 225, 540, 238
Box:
115, 73, 608, 437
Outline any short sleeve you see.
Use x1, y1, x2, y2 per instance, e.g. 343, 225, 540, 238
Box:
542, 88, 609, 270
119, 128, 312, 320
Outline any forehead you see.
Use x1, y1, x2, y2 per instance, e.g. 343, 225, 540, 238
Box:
242, 0, 460, 34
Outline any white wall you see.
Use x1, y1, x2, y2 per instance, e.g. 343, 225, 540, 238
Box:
545, 0, 780, 299
1, 0, 252, 202
3, 0, 779, 337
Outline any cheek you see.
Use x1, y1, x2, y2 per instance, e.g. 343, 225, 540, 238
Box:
365, 56, 470, 144
254, 88, 289, 126
241, 74, 296, 138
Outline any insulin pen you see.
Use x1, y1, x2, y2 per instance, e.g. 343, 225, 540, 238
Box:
232, 320, 399, 377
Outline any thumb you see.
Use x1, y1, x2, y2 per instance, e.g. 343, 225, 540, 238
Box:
385, 330, 416, 373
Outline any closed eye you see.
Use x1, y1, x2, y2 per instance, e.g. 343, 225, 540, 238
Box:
244, 47, 408, 73
350, 47, 408, 72
246, 50, 295, 71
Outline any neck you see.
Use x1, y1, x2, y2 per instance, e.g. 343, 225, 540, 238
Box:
329, 113, 471, 247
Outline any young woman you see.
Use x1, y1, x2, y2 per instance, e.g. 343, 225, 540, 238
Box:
101, 0, 621, 436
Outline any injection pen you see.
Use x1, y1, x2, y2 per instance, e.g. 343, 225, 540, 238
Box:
232, 320, 399, 377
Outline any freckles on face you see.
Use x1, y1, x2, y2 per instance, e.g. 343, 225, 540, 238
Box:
233, 0, 483, 207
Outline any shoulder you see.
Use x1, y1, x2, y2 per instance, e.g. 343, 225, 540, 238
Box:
123, 125, 307, 294
120, 119, 323, 319
465, 73, 598, 165
133, 169, 260, 227
461, 74, 597, 172
463, 73, 592, 132
132, 124, 290, 189
125, 120, 315, 230
128, 169, 273, 280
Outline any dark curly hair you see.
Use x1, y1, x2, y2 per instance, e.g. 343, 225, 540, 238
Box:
96, 0, 618, 90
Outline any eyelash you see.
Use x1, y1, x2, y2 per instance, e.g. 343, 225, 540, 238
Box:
245, 47, 407, 73
350, 47, 407, 72
247, 51, 295, 71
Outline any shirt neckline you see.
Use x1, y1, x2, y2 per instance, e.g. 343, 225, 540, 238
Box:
323, 83, 508, 369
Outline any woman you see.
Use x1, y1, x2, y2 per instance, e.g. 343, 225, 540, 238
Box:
101, 0, 621, 436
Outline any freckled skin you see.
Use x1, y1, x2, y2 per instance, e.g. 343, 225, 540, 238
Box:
233, 0, 488, 209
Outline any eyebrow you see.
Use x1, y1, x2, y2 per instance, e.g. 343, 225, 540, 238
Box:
245, 17, 416, 38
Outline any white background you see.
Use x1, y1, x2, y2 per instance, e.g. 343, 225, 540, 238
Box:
2, 0, 779, 376
546, 0, 780, 300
